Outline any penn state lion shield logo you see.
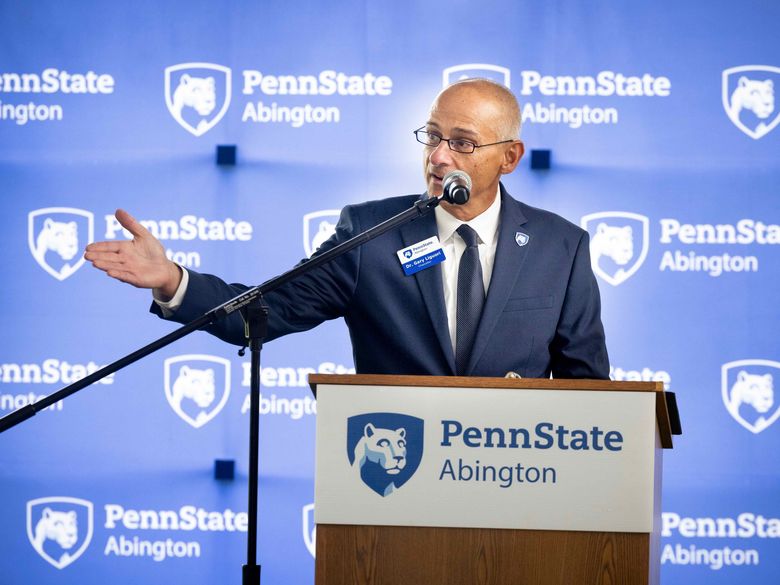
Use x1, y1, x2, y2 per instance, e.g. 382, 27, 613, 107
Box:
443, 63, 511, 88
722, 65, 780, 140
164, 354, 231, 428
581, 211, 649, 286
722, 359, 780, 434
27, 496, 94, 569
28, 207, 94, 281
165, 62, 232, 137
347, 413, 424, 497
303, 210, 340, 257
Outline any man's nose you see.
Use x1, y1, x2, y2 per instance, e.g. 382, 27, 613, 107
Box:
429, 141, 454, 166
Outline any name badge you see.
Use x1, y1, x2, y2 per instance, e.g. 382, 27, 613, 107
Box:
396, 236, 446, 276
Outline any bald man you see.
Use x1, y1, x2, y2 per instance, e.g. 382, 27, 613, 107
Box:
86, 79, 609, 379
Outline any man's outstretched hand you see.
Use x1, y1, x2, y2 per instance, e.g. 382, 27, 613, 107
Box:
84, 209, 182, 301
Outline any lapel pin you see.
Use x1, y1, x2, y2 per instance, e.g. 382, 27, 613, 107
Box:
515, 232, 530, 247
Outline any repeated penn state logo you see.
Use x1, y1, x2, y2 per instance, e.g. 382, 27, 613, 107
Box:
581, 211, 649, 286
443, 63, 511, 88
26, 496, 93, 569
303, 210, 340, 257
346, 413, 424, 497
165, 62, 232, 137
164, 354, 231, 428
722, 359, 780, 434
722, 65, 780, 140
28, 207, 94, 281
301, 503, 316, 558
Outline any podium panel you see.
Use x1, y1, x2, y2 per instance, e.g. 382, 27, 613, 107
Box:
311, 375, 672, 585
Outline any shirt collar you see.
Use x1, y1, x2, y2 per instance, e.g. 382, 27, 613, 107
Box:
435, 185, 502, 245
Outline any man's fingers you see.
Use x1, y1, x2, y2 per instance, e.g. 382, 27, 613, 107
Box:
84, 241, 135, 263
115, 209, 150, 239
85, 209, 169, 290
90, 258, 128, 272
85, 249, 124, 263
85, 241, 123, 253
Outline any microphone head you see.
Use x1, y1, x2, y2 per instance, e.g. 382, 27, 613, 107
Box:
442, 170, 471, 205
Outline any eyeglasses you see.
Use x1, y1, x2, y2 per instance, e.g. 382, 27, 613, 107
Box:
414, 127, 515, 154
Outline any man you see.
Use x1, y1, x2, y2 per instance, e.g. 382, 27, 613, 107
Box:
85, 79, 609, 379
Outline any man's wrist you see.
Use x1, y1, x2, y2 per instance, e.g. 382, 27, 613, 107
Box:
152, 264, 189, 317
154, 263, 183, 302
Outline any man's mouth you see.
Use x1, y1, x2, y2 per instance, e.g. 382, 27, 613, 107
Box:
429, 170, 446, 188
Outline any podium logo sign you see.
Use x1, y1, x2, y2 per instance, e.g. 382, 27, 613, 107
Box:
303, 210, 340, 257
581, 211, 649, 286
165, 63, 232, 137
722, 65, 780, 140
164, 354, 231, 428
722, 359, 780, 434
28, 207, 94, 281
317, 386, 653, 532
347, 413, 424, 497
27, 496, 94, 569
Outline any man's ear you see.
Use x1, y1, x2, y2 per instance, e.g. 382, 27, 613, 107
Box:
500, 140, 524, 174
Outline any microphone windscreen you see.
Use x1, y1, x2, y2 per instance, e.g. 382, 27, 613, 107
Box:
443, 170, 472, 191
442, 171, 472, 205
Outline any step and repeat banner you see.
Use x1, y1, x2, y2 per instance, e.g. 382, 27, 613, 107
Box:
1, 1, 778, 584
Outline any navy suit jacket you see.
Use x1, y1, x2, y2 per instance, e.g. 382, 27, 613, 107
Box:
154, 186, 609, 379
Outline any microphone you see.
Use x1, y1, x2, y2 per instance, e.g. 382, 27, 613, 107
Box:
442, 170, 471, 205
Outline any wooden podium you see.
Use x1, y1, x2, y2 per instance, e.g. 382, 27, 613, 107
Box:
310, 374, 674, 585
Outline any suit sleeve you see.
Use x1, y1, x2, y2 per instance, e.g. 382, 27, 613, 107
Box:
149, 205, 361, 347
549, 230, 610, 379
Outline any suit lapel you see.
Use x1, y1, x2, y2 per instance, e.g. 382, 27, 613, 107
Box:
399, 202, 456, 374
467, 187, 530, 374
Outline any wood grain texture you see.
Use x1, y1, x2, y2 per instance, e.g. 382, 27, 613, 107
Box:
316, 524, 653, 585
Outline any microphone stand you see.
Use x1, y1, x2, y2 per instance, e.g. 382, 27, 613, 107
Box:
0, 193, 443, 585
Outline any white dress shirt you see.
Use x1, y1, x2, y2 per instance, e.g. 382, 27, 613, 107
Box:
155, 188, 503, 350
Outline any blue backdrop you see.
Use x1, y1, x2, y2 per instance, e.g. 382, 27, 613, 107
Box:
1, 1, 778, 583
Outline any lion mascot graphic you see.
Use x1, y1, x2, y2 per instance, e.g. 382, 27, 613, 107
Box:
31, 508, 78, 564
32, 218, 79, 264
352, 423, 408, 496
169, 365, 217, 426
590, 223, 634, 274
726, 371, 774, 424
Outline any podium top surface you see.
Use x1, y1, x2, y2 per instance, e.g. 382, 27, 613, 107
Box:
309, 374, 663, 392
309, 374, 673, 448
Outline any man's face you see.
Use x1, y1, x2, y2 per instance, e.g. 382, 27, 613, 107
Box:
422, 84, 522, 220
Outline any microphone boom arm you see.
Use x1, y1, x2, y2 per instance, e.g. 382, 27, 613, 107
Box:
0, 194, 443, 433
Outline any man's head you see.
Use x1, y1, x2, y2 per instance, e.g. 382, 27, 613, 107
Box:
421, 79, 524, 220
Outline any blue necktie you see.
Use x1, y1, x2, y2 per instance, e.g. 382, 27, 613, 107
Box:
455, 224, 485, 376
